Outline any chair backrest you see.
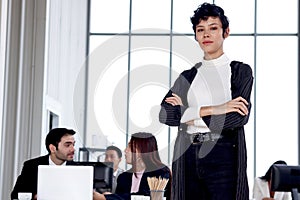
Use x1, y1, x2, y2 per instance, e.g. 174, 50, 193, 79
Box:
271, 164, 300, 200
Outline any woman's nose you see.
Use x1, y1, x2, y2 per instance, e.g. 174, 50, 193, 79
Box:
203, 32, 209, 38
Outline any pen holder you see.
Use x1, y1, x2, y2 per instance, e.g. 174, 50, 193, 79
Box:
150, 190, 164, 200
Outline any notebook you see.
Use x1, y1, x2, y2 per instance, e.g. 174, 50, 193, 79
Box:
37, 165, 93, 200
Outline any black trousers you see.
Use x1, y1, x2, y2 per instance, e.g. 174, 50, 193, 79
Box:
172, 131, 238, 200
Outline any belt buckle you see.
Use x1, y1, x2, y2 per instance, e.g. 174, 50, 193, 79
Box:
192, 133, 205, 144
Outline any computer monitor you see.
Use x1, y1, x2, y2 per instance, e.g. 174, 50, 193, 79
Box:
71, 161, 114, 193
271, 164, 300, 200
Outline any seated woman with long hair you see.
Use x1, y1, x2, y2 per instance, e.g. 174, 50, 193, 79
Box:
253, 160, 291, 200
93, 132, 171, 200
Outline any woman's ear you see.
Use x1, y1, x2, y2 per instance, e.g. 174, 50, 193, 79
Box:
224, 27, 230, 38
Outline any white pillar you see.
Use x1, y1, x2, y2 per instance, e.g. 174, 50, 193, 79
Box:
0, 0, 47, 199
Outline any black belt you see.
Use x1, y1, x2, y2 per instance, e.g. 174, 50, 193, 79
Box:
190, 132, 223, 144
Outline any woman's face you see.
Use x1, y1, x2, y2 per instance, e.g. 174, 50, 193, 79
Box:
124, 141, 141, 165
195, 16, 229, 60
124, 143, 132, 164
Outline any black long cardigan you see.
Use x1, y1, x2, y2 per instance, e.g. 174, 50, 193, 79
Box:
159, 61, 254, 200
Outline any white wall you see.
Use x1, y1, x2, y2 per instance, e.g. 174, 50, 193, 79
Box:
42, 0, 88, 158
0, 0, 48, 199
0, 0, 7, 197
0, 0, 88, 199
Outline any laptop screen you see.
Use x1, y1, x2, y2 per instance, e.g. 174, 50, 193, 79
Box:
71, 161, 114, 193
37, 165, 93, 200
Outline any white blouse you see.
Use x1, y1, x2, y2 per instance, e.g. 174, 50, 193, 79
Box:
252, 177, 291, 200
181, 54, 231, 134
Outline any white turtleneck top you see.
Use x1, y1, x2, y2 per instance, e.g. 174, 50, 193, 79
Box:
180, 54, 232, 134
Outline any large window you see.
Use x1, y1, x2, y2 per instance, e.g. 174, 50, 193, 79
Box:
86, 0, 299, 195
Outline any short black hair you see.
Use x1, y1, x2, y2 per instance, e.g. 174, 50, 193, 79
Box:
106, 145, 122, 158
45, 128, 76, 154
190, 2, 229, 38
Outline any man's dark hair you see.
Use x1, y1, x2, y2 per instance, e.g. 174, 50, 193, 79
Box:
190, 2, 229, 38
106, 145, 122, 158
45, 128, 76, 154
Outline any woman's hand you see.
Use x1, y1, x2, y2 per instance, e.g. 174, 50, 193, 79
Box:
93, 191, 106, 200
165, 93, 183, 106
185, 120, 195, 126
216, 96, 249, 116
200, 96, 249, 117
102, 192, 112, 195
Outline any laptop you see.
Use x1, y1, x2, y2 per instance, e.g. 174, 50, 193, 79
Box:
37, 165, 93, 200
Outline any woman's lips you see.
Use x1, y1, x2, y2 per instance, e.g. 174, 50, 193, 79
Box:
202, 41, 213, 45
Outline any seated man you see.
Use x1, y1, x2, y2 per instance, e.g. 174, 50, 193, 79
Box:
11, 128, 76, 200
104, 145, 124, 193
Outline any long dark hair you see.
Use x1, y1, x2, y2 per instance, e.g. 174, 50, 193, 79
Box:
260, 160, 287, 181
129, 132, 165, 173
